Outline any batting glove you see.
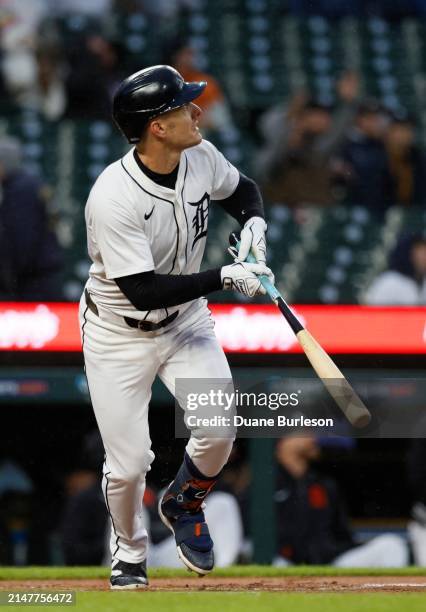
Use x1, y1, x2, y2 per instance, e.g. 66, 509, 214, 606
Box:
221, 261, 274, 297
237, 216, 267, 264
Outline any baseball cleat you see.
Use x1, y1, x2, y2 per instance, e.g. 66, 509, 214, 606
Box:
158, 491, 214, 576
110, 559, 148, 589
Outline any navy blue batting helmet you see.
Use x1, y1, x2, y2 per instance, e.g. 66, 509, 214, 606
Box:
112, 65, 206, 143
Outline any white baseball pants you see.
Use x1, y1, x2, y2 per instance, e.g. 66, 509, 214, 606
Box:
79, 295, 234, 564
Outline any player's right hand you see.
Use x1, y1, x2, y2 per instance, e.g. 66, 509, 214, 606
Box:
221, 262, 274, 297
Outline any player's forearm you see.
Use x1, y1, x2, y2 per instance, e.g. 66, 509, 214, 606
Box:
115, 269, 222, 311
217, 173, 265, 225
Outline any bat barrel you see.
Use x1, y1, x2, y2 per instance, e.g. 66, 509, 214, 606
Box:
228, 231, 371, 429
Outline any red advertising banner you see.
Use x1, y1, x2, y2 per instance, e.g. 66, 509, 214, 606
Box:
0, 302, 425, 354
0, 303, 80, 352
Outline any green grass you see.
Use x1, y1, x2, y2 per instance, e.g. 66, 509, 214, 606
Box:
2, 565, 426, 580
2, 593, 426, 612
1, 567, 426, 612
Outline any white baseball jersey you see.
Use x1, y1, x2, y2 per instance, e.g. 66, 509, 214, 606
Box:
85, 139, 239, 322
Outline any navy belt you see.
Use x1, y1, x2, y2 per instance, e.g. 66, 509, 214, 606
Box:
85, 289, 178, 331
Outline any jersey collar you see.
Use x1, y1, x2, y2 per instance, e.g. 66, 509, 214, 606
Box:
122, 148, 186, 197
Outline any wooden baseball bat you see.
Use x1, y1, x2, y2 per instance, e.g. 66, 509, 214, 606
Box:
230, 233, 371, 429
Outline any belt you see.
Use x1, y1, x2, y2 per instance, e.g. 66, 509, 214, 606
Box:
85, 289, 179, 331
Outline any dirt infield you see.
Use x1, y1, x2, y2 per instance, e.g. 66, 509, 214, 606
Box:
2, 576, 426, 593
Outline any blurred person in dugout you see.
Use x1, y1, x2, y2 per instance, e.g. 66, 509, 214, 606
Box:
273, 435, 408, 567
60, 430, 110, 565
407, 439, 426, 566
0, 461, 34, 565
0, 136, 63, 300
363, 232, 426, 305
166, 39, 235, 135
255, 71, 360, 208
60, 430, 243, 567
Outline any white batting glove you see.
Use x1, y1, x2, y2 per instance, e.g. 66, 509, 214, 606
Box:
221, 261, 274, 297
237, 216, 267, 264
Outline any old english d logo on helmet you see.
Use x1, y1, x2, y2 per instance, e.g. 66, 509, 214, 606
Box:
112, 65, 207, 143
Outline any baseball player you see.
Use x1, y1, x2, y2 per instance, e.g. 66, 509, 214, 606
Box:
79, 64, 272, 589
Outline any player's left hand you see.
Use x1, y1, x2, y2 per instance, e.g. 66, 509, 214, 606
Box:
236, 216, 267, 264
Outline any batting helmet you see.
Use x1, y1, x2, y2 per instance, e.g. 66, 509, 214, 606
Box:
112, 65, 206, 143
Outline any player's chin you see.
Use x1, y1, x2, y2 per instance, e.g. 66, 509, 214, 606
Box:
185, 132, 203, 148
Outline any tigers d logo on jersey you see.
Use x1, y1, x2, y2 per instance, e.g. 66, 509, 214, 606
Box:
188, 192, 210, 250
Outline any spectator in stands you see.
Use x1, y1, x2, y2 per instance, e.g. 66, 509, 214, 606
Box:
0, 0, 48, 108
167, 40, 235, 135
10, 42, 67, 121
364, 232, 426, 305
256, 71, 360, 208
64, 33, 124, 119
385, 111, 426, 206
274, 435, 408, 566
337, 100, 392, 213
0, 137, 63, 301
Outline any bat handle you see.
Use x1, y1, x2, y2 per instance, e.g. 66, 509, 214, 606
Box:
234, 242, 282, 302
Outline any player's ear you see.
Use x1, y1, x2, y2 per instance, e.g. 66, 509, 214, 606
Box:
149, 118, 167, 139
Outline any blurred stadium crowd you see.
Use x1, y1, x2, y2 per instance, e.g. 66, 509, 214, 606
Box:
1, 0, 426, 303
1, 0, 426, 569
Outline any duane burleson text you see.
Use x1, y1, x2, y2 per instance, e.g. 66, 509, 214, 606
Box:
186, 415, 334, 428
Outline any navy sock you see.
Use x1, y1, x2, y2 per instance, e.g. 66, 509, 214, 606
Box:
184, 452, 222, 481
162, 452, 221, 517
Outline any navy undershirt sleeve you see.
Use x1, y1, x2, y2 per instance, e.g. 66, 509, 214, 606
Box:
115, 269, 222, 311
216, 172, 265, 226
